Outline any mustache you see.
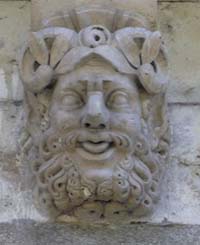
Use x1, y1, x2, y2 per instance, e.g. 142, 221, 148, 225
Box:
64, 130, 133, 152
39, 128, 150, 162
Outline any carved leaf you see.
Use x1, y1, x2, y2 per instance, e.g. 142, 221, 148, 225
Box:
50, 34, 71, 68
115, 30, 141, 68
36, 64, 53, 81
32, 65, 53, 92
29, 32, 49, 65
141, 31, 162, 65
138, 64, 165, 94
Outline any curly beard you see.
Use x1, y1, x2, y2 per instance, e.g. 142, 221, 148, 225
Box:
29, 126, 166, 222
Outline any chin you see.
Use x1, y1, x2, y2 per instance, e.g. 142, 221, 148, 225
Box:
71, 145, 121, 183
76, 146, 115, 161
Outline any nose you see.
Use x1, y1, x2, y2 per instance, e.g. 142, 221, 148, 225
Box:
81, 92, 109, 130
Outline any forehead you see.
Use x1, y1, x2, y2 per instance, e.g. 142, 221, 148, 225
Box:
54, 64, 138, 95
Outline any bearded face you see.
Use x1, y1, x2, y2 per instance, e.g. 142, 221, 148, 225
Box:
49, 64, 142, 179
20, 12, 169, 222
29, 62, 166, 222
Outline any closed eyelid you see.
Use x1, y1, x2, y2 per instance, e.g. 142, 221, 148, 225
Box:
106, 89, 131, 110
106, 89, 129, 100
59, 89, 84, 104
60, 88, 84, 97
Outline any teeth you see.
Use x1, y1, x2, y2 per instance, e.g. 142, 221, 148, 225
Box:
81, 141, 110, 154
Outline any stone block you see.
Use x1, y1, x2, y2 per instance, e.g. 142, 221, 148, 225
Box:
31, 0, 157, 31
136, 105, 200, 225
0, 174, 45, 223
159, 0, 198, 2
170, 105, 200, 166
161, 105, 200, 224
0, 1, 30, 102
0, 222, 200, 245
0, 65, 24, 102
159, 3, 200, 103
0, 69, 9, 101
0, 103, 45, 223
0, 104, 23, 154
0, 1, 30, 66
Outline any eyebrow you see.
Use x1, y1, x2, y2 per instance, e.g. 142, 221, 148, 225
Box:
103, 79, 137, 94
61, 80, 86, 89
59, 77, 137, 96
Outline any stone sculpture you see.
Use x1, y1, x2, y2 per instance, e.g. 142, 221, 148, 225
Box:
19, 6, 169, 223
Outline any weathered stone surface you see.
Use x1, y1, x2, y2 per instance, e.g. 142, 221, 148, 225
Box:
0, 1, 30, 66
0, 0, 199, 234
0, 221, 200, 245
159, 2, 200, 103
0, 173, 45, 223
131, 105, 200, 225
20, 4, 170, 222
0, 103, 22, 153
159, 0, 199, 2
0, 103, 199, 225
0, 1, 29, 101
161, 105, 200, 225
0, 103, 45, 223
170, 105, 200, 166
0, 69, 9, 101
0, 65, 24, 102
31, 0, 157, 31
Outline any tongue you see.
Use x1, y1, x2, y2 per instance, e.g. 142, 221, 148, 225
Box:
82, 142, 109, 154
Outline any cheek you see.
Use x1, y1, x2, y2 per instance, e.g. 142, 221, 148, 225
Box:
110, 112, 142, 133
50, 109, 81, 131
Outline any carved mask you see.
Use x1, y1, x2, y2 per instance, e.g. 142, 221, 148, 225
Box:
20, 7, 169, 223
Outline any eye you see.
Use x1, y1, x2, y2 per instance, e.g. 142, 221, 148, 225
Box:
61, 91, 83, 110
107, 91, 129, 109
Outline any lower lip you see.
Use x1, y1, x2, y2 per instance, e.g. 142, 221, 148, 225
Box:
76, 142, 114, 160
82, 142, 110, 154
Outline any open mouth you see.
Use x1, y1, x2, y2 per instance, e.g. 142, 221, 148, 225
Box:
81, 141, 111, 154
76, 137, 114, 160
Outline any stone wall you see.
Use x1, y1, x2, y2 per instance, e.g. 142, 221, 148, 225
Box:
0, 0, 200, 243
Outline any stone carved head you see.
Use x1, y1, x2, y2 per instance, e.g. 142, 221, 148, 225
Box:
20, 7, 169, 223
